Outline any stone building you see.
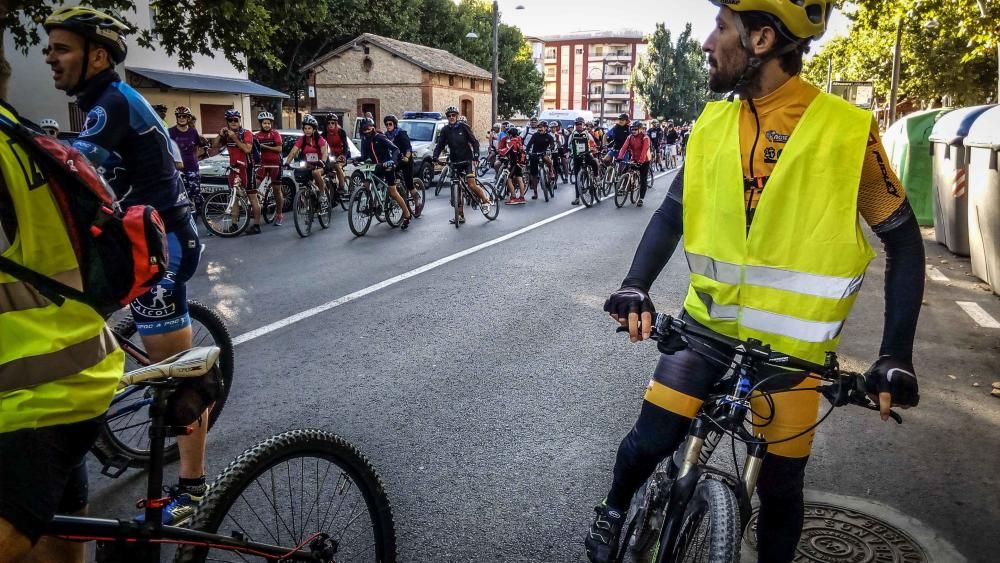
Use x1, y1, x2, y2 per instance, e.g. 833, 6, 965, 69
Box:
301, 33, 500, 136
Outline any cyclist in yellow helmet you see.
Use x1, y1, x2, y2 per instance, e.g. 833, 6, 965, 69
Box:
586, 1, 923, 562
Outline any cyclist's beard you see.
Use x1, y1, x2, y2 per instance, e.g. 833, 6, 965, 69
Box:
708, 50, 750, 93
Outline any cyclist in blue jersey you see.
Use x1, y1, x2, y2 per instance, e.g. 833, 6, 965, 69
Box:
45, 6, 210, 527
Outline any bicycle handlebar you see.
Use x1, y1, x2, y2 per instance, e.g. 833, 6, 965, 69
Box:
619, 313, 902, 424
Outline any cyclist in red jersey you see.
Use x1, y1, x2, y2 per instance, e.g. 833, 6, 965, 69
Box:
255, 111, 284, 226
323, 115, 351, 192
284, 115, 330, 210
211, 109, 261, 234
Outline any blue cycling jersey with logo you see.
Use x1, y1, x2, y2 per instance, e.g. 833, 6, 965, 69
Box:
72, 70, 188, 215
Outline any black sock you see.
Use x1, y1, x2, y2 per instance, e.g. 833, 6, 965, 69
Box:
178, 476, 207, 494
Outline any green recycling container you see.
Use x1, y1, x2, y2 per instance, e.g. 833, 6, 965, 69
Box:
883, 108, 951, 226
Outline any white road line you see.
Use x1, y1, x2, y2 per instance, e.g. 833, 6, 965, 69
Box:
926, 266, 950, 282
232, 167, 681, 345
956, 301, 1000, 329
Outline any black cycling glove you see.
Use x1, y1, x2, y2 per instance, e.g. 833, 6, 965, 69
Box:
864, 355, 920, 407
603, 287, 655, 320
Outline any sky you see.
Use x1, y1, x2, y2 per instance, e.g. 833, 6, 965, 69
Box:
487, 0, 849, 54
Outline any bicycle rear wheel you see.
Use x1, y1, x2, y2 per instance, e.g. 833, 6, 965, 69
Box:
385, 190, 404, 228
451, 182, 461, 228
318, 190, 333, 229
93, 301, 234, 469
410, 178, 426, 218
349, 188, 373, 237
202, 192, 249, 237
176, 429, 396, 563
630, 179, 639, 204
478, 182, 499, 221
293, 190, 314, 238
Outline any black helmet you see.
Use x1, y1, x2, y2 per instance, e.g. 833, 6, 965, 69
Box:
359, 118, 375, 132
618, 113, 630, 121
507, 127, 520, 136
574, 117, 586, 125
44, 6, 130, 64
631, 121, 644, 130
529, 117, 538, 123
383, 114, 398, 125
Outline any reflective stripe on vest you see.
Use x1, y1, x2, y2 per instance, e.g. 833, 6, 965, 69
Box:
682, 92, 875, 364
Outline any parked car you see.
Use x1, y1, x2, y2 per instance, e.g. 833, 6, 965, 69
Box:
199, 129, 360, 210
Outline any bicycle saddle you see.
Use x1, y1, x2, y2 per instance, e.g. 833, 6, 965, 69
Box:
118, 346, 221, 389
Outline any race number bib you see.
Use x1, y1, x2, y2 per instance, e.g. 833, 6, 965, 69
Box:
575, 141, 587, 153
306, 153, 319, 162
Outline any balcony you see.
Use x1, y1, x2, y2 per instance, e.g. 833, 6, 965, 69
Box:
605, 91, 630, 99
604, 72, 631, 81
605, 52, 632, 61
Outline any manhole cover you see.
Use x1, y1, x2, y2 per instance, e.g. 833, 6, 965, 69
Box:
745, 502, 929, 563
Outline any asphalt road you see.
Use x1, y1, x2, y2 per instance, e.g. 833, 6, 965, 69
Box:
87, 167, 1000, 562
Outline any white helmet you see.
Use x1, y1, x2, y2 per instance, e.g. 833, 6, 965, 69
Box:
458, 116, 468, 123
257, 111, 274, 122
40, 118, 60, 130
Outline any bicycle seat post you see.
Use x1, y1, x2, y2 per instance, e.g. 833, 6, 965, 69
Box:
141, 385, 171, 556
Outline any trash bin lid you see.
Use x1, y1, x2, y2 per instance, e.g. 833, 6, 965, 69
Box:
929, 104, 997, 146
964, 105, 1000, 150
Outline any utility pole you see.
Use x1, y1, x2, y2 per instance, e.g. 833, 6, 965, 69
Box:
491, 0, 499, 125
888, 17, 902, 125
826, 56, 833, 93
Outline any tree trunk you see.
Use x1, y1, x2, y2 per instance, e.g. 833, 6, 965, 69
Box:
0, 1, 12, 100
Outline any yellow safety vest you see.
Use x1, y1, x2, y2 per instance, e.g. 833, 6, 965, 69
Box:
0, 104, 123, 432
682, 93, 875, 364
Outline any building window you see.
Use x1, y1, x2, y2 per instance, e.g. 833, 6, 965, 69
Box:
595, 46, 604, 55
545, 67, 556, 78
545, 47, 557, 59
449, 75, 455, 86
576, 48, 583, 54
471, 79, 477, 89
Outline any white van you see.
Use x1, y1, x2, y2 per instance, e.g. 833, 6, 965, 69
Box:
537, 109, 596, 130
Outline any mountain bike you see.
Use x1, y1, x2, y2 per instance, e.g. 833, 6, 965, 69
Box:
447, 161, 499, 227
348, 160, 406, 237
602, 150, 625, 199
615, 162, 642, 208
493, 157, 514, 201
93, 300, 234, 474
612, 313, 901, 563
434, 159, 452, 197
46, 347, 397, 563
292, 166, 334, 238
529, 154, 556, 202
201, 167, 277, 237
476, 146, 497, 177
324, 160, 352, 211
574, 156, 600, 208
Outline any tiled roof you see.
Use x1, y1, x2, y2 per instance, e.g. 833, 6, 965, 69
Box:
302, 33, 502, 83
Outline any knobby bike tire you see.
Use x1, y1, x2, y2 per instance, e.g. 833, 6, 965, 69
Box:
349, 187, 373, 237
92, 301, 234, 469
619, 467, 670, 563
630, 177, 639, 204
477, 156, 490, 177
262, 187, 277, 224
410, 178, 426, 218
435, 166, 450, 197
668, 478, 740, 563
202, 191, 249, 238
317, 189, 333, 229
452, 181, 461, 228
293, 190, 314, 238
175, 429, 396, 563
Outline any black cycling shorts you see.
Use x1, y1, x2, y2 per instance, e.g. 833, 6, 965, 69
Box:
130, 214, 202, 336
451, 161, 474, 179
0, 416, 102, 543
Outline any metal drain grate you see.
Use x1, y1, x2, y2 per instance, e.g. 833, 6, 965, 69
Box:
745, 501, 929, 562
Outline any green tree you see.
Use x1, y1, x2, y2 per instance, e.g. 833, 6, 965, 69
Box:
803, 0, 998, 106
634, 22, 710, 122
0, 0, 307, 98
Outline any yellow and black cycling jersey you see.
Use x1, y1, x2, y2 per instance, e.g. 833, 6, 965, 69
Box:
739, 74, 907, 233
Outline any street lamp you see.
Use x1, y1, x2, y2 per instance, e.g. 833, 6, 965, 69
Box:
466, 2, 525, 125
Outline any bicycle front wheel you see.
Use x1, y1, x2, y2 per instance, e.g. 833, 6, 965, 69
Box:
93, 301, 234, 469
385, 191, 404, 228
349, 188, 373, 237
293, 190, 314, 238
478, 181, 499, 221
578, 170, 596, 208
670, 478, 740, 563
262, 187, 277, 224
615, 176, 630, 208
176, 429, 396, 563
410, 178, 426, 218
202, 192, 249, 237
318, 191, 333, 229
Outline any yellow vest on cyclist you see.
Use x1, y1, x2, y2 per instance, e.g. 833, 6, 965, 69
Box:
682, 93, 875, 364
0, 103, 123, 433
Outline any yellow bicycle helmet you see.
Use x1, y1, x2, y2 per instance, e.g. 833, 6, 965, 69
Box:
711, 0, 834, 41
44, 6, 131, 63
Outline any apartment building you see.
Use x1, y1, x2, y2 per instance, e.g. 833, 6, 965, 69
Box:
535, 30, 648, 121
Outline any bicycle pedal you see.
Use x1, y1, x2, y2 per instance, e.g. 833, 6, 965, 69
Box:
101, 455, 131, 479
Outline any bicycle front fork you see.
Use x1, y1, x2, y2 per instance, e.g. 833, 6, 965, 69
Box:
674, 416, 767, 499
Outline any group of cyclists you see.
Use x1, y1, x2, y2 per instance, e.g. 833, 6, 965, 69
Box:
484, 113, 689, 208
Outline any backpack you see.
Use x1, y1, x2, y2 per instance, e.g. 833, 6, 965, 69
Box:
249, 131, 263, 165
0, 113, 168, 316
